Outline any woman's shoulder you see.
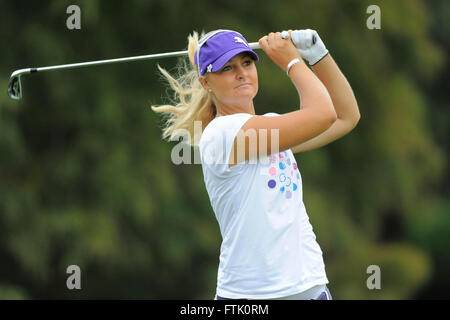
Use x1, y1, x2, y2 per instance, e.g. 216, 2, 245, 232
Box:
201, 112, 279, 141
200, 113, 254, 149
206, 112, 254, 130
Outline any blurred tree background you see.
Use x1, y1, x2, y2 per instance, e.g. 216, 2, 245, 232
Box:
0, 0, 448, 299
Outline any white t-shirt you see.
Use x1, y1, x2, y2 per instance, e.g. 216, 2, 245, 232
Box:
199, 112, 328, 299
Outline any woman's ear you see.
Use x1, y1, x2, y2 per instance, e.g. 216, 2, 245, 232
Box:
198, 76, 210, 91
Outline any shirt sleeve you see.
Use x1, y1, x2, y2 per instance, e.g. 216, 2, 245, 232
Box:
200, 113, 254, 177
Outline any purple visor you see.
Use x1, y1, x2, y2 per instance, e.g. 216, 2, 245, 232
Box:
194, 30, 259, 76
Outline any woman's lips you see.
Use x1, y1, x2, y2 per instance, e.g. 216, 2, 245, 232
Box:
235, 83, 251, 89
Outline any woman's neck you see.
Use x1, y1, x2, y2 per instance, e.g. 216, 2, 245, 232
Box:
215, 100, 255, 117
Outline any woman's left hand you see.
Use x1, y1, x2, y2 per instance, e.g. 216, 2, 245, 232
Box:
289, 29, 329, 66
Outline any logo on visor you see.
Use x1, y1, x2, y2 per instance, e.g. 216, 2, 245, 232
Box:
207, 64, 213, 73
234, 36, 248, 47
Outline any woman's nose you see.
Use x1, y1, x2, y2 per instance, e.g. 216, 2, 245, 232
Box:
236, 66, 247, 79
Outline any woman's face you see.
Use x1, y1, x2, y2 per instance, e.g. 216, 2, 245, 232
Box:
200, 52, 258, 107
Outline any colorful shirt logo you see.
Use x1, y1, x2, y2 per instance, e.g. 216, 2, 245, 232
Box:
264, 151, 300, 199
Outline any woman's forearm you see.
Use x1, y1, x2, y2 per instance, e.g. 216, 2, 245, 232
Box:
312, 54, 360, 126
289, 60, 336, 121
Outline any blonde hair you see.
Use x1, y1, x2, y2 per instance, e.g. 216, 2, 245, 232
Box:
151, 31, 216, 147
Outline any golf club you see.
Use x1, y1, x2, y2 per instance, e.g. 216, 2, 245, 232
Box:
8, 34, 315, 100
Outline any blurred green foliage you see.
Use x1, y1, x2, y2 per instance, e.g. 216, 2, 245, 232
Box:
0, 0, 448, 299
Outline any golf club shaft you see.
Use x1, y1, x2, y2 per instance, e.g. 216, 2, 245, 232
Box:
14, 42, 260, 76
13, 35, 315, 75
7, 43, 260, 100
8, 35, 316, 100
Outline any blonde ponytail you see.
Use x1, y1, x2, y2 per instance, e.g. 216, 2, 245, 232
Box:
151, 31, 216, 147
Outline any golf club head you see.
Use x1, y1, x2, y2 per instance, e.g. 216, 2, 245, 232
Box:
8, 75, 22, 100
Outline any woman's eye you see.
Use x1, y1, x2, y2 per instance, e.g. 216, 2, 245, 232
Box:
243, 60, 252, 66
222, 66, 231, 71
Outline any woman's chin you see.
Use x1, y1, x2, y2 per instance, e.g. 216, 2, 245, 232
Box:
235, 90, 257, 101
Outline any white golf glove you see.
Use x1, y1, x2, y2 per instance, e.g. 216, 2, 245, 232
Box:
289, 29, 329, 66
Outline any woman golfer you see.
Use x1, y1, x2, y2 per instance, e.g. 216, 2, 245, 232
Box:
152, 29, 360, 299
